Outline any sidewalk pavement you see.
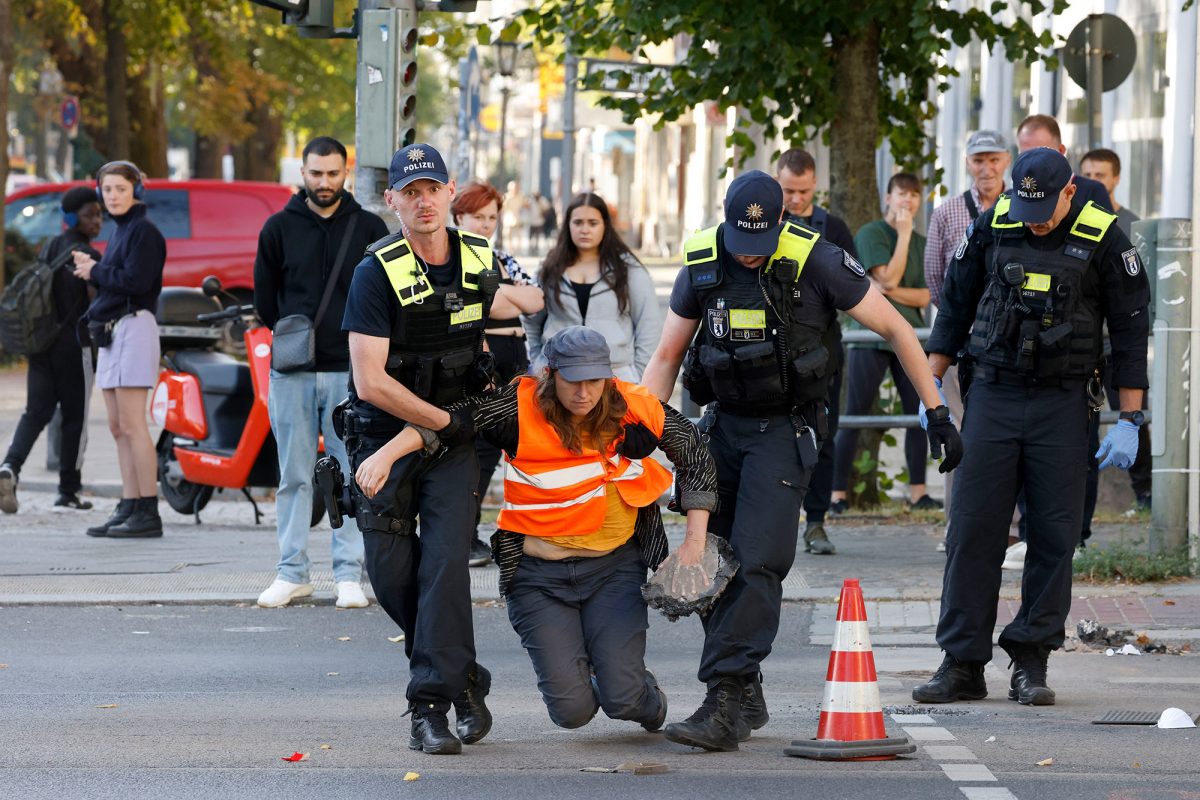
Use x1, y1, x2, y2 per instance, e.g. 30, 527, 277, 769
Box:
2, 364, 1195, 650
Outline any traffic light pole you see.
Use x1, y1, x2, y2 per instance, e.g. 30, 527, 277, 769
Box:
354, 0, 392, 227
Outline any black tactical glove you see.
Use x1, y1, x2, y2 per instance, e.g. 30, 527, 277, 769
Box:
436, 408, 477, 449
616, 422, 658, 459
925, 405, 963, 474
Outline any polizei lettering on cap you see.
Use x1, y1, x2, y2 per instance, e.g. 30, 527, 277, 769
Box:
404, 161, 437, 173
737, 219, 769, 230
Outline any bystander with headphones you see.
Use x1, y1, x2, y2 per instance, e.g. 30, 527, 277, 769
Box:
72, 160, 167, 538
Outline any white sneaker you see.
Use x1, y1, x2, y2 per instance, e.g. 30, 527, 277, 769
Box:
335, 581, 369, 609
1001, 541, 1027, 571
256, 578, 314, 608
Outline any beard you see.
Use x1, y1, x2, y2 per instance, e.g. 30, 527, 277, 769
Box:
305, 186, 343, 208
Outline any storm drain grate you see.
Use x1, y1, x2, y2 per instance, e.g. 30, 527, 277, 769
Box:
1093, 710, 1200, 725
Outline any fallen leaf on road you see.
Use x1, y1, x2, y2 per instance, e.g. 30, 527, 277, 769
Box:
1132, 761, 1141, 768
984, 736, 996, 743
95, 704, 118, 709
282, 752, 309, 762
1036, 758, 1054, 767
1163, 600, 1176, 606
327, 672, 339, 676
320, 745, 332, 750
404, 772, 420, 781
387, 635, 405, 643
0, 664, 8, 669
580, 767, 618, 773
336, 636, 351, 642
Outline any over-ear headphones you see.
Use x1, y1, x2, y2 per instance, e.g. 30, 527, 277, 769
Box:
63, 211, 79, 228
96, 160, 146, 202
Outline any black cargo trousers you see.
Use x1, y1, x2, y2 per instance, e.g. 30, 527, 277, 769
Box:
698, 408, 812, 684
347, 430, 481, 709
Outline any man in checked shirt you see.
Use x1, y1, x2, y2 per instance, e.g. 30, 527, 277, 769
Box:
923, 130, 1010, 548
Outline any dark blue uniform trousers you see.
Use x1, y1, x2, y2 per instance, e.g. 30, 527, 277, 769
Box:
351, 436, 480, 709
938, 379, 1088, 662
700, 410, 809, 683
506, 541, 660, 729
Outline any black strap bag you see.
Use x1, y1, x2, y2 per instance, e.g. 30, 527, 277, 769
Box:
271, 215, 359, 373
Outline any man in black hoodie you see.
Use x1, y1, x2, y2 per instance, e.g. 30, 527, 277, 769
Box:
253, 136, 389, 609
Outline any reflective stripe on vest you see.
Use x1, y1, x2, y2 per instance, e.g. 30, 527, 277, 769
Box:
1069, 202, 1117, 242
497, 377, 673, 537
373, 230, 493, 307
683, 222, 820, 277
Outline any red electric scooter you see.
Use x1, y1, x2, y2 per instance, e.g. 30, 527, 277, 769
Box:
152, 276, 323, 525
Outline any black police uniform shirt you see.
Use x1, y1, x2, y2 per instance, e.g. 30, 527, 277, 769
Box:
341, 228, 470, 419
927, 200, 1150, 390
669, 225, 870, 339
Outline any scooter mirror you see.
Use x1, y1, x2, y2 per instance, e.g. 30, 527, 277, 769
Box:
201, 276, 222, 297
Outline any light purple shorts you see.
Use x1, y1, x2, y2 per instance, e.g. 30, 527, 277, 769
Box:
96, 309, 161, 390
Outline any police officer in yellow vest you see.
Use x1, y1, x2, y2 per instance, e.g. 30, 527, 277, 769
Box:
643, 170, 963, 751
341, 143, 499, 755
914, 148, 1150, 706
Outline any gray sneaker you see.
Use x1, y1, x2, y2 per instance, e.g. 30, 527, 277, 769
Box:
0, 464, 17, 514
803, 521, 836, 555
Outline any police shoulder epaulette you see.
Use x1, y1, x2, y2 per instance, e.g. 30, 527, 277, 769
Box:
365, 232, 406, 255
459, 230, 490, 249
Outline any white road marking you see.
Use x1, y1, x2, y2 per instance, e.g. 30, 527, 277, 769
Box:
924, 745, 977, 760
890, 713, 935, 724
960, 789, 1018, 800
904, 725, 956, 741
941, 763, 997, 781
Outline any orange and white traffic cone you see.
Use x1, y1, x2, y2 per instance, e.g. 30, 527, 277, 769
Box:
785, 579, 915, 760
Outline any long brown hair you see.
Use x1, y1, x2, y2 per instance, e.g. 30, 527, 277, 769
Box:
535, 371, 628, 455
539, 192, 637, 314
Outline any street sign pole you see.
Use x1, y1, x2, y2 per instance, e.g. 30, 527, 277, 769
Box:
1087, 15, 1104, 149
560, 39, 577, 215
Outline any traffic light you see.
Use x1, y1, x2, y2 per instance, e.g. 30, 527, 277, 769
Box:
248, 0, 335, 38
397, 2, 419, 147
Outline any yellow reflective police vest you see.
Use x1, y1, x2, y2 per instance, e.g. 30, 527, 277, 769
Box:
681, 221, 831, 412
969, 199, 1118, 379
370, 229, 493, 306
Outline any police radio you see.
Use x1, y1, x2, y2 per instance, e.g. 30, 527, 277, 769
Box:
476, 267, 500, 297
773, 256, 800, 285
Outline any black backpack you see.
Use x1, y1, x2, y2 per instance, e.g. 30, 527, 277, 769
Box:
0, 245, 79, 356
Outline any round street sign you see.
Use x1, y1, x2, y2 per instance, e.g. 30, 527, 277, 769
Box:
1063, 14, 1137, 92
60, 96, 80, 132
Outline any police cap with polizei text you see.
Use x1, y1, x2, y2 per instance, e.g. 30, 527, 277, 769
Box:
388, 142, 449, 192
1008, 147, 1072, 224
722, 170, 785, 257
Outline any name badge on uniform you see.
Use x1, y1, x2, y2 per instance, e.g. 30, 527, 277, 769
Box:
729, 308, 766, 341
448, 302, 483, 331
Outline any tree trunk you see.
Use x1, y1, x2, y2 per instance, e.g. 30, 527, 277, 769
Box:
827, 20, 881, 232
194, 135, 226, 179
102, 0, 129, 161
233, 99, 282, 182
828, 20, 887, 508
128, 64, 168, 177
0, 0, 12, 289
45, 1, 106, 160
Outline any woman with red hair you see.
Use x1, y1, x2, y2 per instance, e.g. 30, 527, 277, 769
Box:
451, 182, 544, 566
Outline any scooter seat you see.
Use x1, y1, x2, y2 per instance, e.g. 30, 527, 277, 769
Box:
173, 350, 253, 397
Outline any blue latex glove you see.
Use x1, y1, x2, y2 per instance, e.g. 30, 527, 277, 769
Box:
1096, 419, 1140, 470
918, 376, 949, 431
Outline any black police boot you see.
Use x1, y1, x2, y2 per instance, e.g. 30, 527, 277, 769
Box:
468, 537, 493, 567
911, 654, 988, 703
107, 497, 163, 538
1007, 645, 1055, 706
452, 664, 493, 745
86, 498, 135, 538
640, 669, 668, 732
409, 704, 463, 755
736, 672, 769, 741
663, 677, 744, 752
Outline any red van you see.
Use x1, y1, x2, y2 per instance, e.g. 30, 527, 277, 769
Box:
4, 179, 295, 303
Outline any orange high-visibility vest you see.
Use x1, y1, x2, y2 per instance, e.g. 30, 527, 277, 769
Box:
497, 376, 674, 538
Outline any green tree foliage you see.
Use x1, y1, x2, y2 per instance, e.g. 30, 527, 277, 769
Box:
518, 0, 1066, 229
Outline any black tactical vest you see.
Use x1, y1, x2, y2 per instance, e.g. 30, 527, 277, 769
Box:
683, 223, 830, 415
967, 198, 1115, 380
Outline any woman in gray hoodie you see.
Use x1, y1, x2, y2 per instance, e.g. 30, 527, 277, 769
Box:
523, 193, 662, 381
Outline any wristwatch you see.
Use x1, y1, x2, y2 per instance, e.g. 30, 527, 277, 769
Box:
1119, 410, 1145, 427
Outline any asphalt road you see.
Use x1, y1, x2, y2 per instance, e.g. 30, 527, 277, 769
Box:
3, 604, 1197, 800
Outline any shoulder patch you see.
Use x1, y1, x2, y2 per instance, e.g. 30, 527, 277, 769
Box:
365, 232, 405, 255
1121, 247, 1141, 277
843, 251, 866, 277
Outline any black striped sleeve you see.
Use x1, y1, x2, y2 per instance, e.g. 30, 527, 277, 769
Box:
657, 402, 718, 511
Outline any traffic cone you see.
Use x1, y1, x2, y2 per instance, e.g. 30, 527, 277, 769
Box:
785, 579, 915, 760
